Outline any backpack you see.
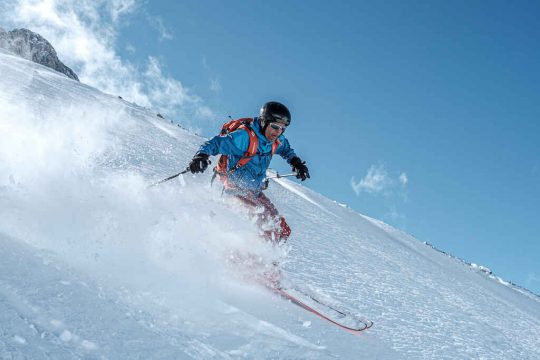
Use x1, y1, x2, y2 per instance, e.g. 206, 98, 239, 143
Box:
212, 117, 280, 186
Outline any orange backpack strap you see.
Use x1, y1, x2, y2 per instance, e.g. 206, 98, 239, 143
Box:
233, 124, 258, 169
271, 139, 281, 155
214, 118, 258, 177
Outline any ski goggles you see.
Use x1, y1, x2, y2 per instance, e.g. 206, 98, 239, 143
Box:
269, 123, 287, 131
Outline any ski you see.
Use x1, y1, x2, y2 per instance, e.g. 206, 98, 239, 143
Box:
268, 284, 373, 333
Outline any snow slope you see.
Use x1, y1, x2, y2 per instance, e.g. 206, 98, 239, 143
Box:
1, 48, 539, 359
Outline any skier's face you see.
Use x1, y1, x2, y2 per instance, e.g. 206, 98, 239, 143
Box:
264, 122, 286, 142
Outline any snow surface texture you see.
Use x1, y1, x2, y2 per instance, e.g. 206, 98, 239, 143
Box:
0, 28, 79, 81
1, 48, 539, 359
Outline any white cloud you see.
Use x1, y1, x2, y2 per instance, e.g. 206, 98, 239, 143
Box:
146, 14, 173, 41
125, 44, 136, 54
2, 0, 212, 120
202, 56, 222, 93
202, 56, 209, 70
210, 78, 222, 93
399, 172, 408, 186
384, 205, 406, 222
108, 0, 139, 22
351, 165, 409, 229
351, 165, 410, 196
351, 164, 390, 195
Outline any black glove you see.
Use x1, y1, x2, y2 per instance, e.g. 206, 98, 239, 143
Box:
290, 156, 310, 181
189, 153, 210, 173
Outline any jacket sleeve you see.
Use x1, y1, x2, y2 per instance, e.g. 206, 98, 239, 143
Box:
197, 130, 250, 157
275, 136, 297, 163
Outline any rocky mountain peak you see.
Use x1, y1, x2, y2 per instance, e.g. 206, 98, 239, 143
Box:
0, 28, 79, 81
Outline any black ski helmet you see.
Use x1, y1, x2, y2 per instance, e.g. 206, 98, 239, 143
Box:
259, 101, 291, 128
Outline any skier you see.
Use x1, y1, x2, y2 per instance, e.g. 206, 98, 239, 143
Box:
188, 101, 310, 244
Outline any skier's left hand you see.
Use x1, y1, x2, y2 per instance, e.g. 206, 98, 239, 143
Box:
290, 156, 310, 181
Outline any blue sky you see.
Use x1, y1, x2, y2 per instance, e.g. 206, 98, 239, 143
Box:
3, 0, 539, 294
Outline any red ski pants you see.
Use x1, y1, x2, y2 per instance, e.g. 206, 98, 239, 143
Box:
234, 192, 291, 244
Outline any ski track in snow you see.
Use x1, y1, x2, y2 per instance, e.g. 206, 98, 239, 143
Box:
1, 48, 540, 359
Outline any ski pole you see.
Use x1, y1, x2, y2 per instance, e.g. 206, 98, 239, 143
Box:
148, 168, 190, 188
262, 172, 297, 189
264, 172, 297, 181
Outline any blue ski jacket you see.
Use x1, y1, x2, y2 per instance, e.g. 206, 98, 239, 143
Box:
198, 117, 297, 194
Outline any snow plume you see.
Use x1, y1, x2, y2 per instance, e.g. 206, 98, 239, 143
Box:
1, 0, 213, 120
0, 65, 281, 316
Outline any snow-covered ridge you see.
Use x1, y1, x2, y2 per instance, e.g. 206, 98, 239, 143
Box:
1, 49, 539, 359
360, 212, 540, 301
0, 27, 78, 81
422, 240, 540, 301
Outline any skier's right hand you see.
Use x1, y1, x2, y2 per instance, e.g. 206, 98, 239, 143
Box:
189, 153, 211, 173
